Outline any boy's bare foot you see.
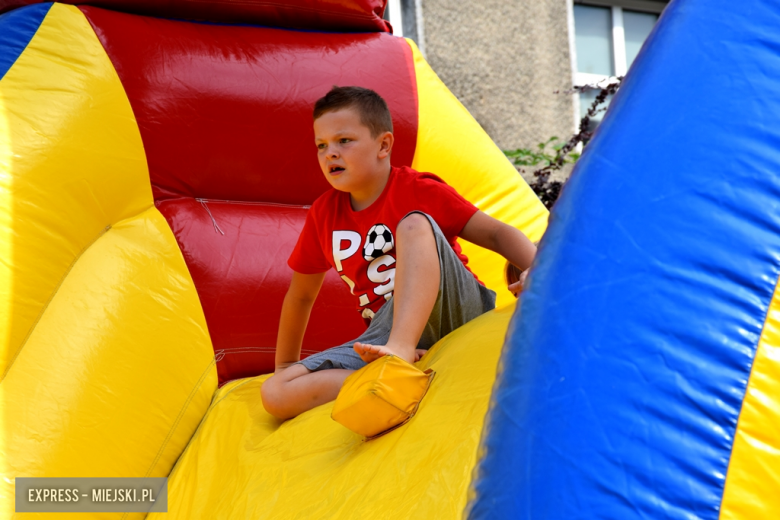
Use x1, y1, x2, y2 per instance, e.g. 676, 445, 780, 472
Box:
353, 342, 426, 364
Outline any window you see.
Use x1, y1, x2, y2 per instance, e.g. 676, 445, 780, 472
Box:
572, 1, 666, 129
384, 0, 404, 36
383, 0, 425, 54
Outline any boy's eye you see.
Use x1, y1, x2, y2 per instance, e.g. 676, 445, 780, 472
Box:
340, 138, 351, 144
317, 143, 326, 150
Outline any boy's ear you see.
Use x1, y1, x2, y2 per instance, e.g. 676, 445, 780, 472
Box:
377, 131, 394, 159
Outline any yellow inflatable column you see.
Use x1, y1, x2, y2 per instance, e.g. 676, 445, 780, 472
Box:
0, 5, 216, 518
408, 40, 548, 309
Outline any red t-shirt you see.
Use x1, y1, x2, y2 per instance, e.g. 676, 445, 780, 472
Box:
288, 165, 480, 318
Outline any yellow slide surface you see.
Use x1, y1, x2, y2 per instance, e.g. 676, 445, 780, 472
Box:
152, 305, 515, 519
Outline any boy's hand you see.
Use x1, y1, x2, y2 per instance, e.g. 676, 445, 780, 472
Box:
274, 271, 326, 376
508, 268, 529, 297
506, 262, 529, 298
460, 212, 536, 297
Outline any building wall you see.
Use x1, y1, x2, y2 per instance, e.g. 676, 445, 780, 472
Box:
420, 0, 576, 156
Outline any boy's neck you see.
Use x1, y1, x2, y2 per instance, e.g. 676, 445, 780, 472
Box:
349, 163, 393, 211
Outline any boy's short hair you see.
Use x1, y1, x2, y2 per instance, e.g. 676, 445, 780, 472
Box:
313, 86, 393, 138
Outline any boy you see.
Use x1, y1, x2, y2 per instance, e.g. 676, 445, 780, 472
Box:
261, 86, 536, 420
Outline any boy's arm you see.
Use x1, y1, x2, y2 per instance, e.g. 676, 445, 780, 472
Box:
275, 271, 326, 372
459, 210, 537, 294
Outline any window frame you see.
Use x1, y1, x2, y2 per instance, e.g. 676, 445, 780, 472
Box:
570, 0, 667, 128
383, 0, 426, 55
573, 3, 666, 86
386, 0, 404, 37
574, 0, 666, 15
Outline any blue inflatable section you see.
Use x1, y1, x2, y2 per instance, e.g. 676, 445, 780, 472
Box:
0, 2, 51, 81
468, 0, 780, 518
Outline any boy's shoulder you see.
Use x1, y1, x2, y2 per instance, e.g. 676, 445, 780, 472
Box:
394, 164, 445, 182
390, 166, 454, 198
393, 166, 464, 203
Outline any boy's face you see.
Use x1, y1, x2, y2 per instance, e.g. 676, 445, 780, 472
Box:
313, 107, 393, 194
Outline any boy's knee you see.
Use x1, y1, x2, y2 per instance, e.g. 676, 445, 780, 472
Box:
261, 376, 286, 419
398, 212, 432, 236
261, 365, 312, 419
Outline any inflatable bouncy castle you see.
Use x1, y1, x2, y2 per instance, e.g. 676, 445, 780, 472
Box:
5, 0, 779, 518
0, 1, 547, 517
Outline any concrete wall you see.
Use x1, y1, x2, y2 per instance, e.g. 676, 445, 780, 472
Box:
420, 0, 576, 160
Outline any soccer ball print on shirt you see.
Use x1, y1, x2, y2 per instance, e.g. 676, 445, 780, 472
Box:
363, 224, 394, 260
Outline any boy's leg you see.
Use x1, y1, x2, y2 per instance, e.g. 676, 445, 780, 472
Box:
355, 212, 496, 364
355, 212, 440, 363
261, 364, 353, 420
262, 293, 401, 420
417, 213, 497, 348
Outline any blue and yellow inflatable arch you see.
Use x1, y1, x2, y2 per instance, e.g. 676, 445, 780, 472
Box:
470, 0, 780, 518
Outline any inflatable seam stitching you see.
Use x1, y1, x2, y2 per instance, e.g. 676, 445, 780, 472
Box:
143, 355, 218, 478
0, 223, 112, 383
216, 347, 320, 354
162, 376, 257, 484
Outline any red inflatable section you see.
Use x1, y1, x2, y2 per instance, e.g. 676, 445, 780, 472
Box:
159, 199, 367, 383
0, 0, 392, 32
82, 7, 417, 203
81, 7, 419, 383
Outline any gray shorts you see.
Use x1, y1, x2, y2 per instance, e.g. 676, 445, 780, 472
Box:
294, 211, 497, 372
